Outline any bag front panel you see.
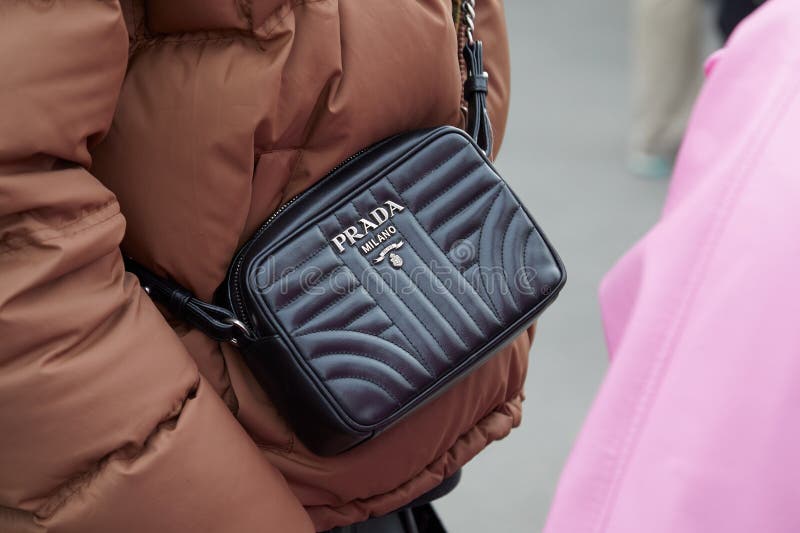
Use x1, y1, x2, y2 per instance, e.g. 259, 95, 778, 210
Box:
245, 130, 562, 436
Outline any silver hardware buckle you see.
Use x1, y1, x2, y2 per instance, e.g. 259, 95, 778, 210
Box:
224, 317, 251, 346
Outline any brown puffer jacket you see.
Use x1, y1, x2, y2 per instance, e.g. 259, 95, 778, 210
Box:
0, 1, 530, 531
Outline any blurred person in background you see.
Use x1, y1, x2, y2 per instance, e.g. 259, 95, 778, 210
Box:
629, 0, 764, 179
629, 0, 704, 179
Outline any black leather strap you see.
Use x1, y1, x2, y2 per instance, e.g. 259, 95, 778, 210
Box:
463, 39, 493, 156
123, 257, 252, 345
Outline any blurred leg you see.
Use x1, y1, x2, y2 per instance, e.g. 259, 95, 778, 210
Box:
630, 0, 704, 175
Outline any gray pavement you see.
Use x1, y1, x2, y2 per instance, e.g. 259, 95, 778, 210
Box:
436, 1, 670, 530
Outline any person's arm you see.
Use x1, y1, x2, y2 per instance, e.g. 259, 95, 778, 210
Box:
0, 2, 313, 531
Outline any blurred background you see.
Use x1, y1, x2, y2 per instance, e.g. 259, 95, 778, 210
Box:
435, 0, 754, 529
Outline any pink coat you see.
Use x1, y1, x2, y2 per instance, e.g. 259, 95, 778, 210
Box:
545, 1, 800, 531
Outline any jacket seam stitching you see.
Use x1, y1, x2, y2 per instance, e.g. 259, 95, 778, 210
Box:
31, 378, 201, 520
0, 201, 120, 258
262, 0, 329, 41
236, 0, 254, 30
130, 0, 330, 50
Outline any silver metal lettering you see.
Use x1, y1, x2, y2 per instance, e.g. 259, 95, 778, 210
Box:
344, 226, 362, 244
330, 201, 405, 253
385, 200, 404, 217
332, 234, 347, 253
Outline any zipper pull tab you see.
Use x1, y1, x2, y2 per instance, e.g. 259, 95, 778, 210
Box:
463, 39, 493, 156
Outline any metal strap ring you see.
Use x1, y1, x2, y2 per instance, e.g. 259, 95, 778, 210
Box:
224, 317, 251, 345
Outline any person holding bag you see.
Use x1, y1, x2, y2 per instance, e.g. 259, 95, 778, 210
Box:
0, 1, 565, 532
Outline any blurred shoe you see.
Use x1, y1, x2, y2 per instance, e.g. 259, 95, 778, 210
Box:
627, 151, 674, 179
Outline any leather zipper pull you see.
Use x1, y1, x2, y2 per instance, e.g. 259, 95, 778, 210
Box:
463, 39, 493, 156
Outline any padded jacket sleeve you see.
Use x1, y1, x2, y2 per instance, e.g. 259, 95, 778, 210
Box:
0, 2, 313, 532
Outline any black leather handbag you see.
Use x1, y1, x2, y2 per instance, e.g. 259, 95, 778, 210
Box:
126, 1, 565, 456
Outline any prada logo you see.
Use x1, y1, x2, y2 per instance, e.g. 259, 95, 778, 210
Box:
330, 200, 405, 253
374, 241, 404, 268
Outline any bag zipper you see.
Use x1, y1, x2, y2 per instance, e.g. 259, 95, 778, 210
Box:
229, 144, 373, 333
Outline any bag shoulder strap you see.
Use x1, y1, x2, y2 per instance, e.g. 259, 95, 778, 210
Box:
124, 257, 251, 344
461, 0, 493, 154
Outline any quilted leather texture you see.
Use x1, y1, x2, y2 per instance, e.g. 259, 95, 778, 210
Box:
227, 127, 564, 454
